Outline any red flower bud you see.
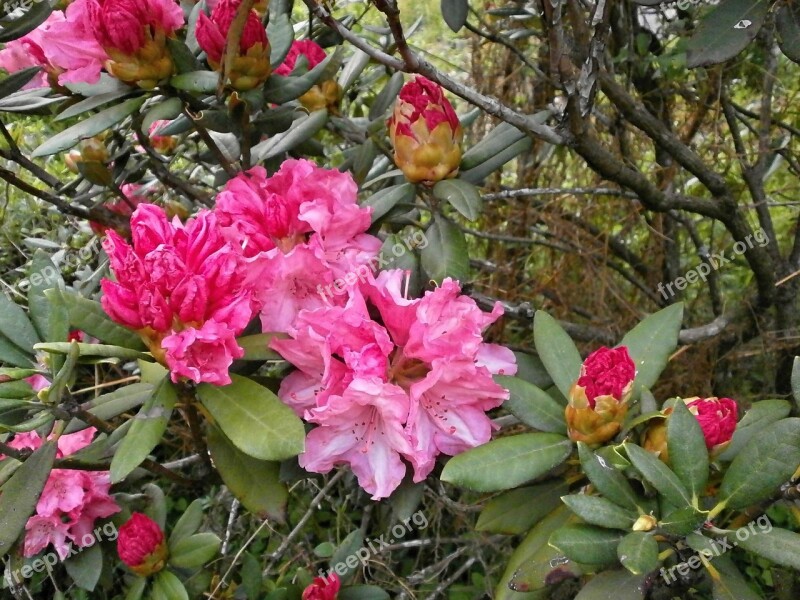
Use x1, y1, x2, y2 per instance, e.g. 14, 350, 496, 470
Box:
274, 39, 327, 76
388, 76, 463, 184
117, 513, 168, 576
195, 0, 270, 90
566, 346, 636, 445
302, 573, 340, 600
684, 396, 738, 452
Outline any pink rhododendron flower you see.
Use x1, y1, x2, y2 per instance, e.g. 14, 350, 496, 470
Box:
685, 396, 738, 451
101, 204, 260, 385
215, 159, 381, 333
302, 573, 341, 600
271, 270, 516, 499
196, 0, 267, 66
1, 428, 119, 559
89, 0, 183, 54
274, 39, 327, 76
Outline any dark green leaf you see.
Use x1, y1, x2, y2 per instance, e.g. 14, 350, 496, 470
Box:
110, 376, 176, 483
56, 289, 146, 350
533, 311, 582, 399
496, 375, 567, 434
561, 494, 636, 530
617, 532, 659, 575
718, 399, 791, 461
686, 0, 770, 68
64, 543, 102, 591
549, 525, 622, 566
251, 110, 328, 162
362, 183, 416, 224
777, 0, 800, 64
198, 374, 305, 461
476, 481, 568, 534
207, 424, 288, 521
626, 443, 692, 509
440, 432, 572, 492
420, 215, 470, 283
578, 443, 640, 510
573, 570, 646, 600
736, 526, 800, 570
667, 401, 708, 502
433, 179, 482, 221
441, 0, 469, 33
32, 96, 146, 156
0, 439, 57, 557
152, 570, 188, 600
0, 67, 42, 100
169, 532, 220, 569
369, 72, 404, 121
170, 70, 218, 93
718, 418, 800, 510
0, 291, 39, 352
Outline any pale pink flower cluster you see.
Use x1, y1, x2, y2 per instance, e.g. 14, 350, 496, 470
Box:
2, 428, 119, 559
272, 271, 517, 499
0, 0, 183, 87
215, 159, 381, 332
101, 159, 515, 498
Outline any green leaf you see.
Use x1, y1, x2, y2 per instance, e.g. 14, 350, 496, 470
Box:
152, 570, 189, 600
441, 0, 469, 32
170, 70, 218, 93
777, 0, 800, 64
686, 0, 769, 68
617, 532, 658, 575
461, 121, 527, 170
433, 179, 482, 221
56, 89, 134, 121
169, 499, 205, 547
34, 342, 146, 360
618, 303, 683, 399
658, 505, 707, 536
460, 136, 532, 185
496, 375, 567, 434
578, 443, 640, 510
735, 526, 800, 570
267, 12, 293, 68
57, 289, 146, 350
124, 577, 147, 600
0, 333, 33, 367
0, 67, 42, 100
420, 215, 470, 284
549, 524, 622, 566
0, 291, 40, 353
561, 495, 636, 530
330, 530, 364, 583
63, 543, 102, 591
625, 443, 692, 508
476, 480, 568, 534
169, 532, 221, 569
263, 50, 342, 104
707, 555, 764, 600
368, 72, 404, 121
533, 311, 582, 400
251, 110, 328, 162
32, 96, 146, 156
718, 399, 791, 461
0, 439, 57, 557
206, 424, 288, 521
495, 505, 580, 597
27, 250, 67, 346
440, 432, 572, 492
0, 0, 53, 43
667, 400, 708, 502
65, 382, 153, 434
198, 374, 304, 461
793, 357, 800, 409
573, 570, 646, 600
110, 376, 176, 483
142, 96, 183, 131
236, 333, 285, 361
718, 418, 800, 510
362, 183, 416, 224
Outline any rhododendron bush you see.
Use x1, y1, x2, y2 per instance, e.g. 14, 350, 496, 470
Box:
0, 0, 799, 598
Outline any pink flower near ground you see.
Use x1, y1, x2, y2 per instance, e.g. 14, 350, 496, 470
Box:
101, 204, 259, 385
274, 39, 327, 76
271, 270, 516, 499
1, 428, 119, 560
215, 159, 381, 333
302, 573, 341, 600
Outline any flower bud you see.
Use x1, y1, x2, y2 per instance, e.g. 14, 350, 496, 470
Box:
196, 0, 271, 91
148, 120, 178, 154
117, 512, 168, 576
302, 573, 340, 600
89, 0, 184, 88
274, 40, 341, 112
79, 137, 109, 163
642, 415, 669, 462
632, 514, 657, 532
684, 396, 738, 456
565, 346, 635, 445
388, 76, 462, 184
